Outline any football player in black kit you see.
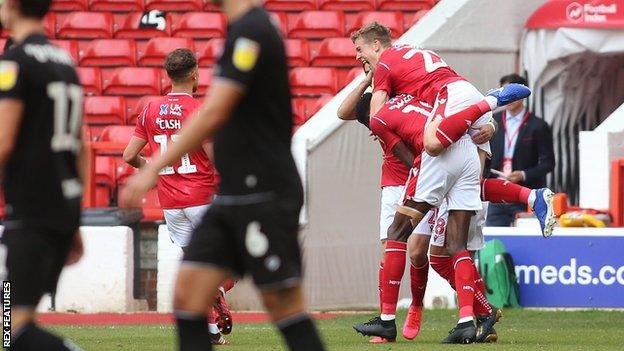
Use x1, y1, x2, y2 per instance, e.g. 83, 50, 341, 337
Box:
121, 0, 327, 350
0, 0, 85, 350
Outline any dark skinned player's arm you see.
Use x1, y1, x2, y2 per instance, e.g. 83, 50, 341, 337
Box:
337, 70, 372, 120
391, 141, 415, 169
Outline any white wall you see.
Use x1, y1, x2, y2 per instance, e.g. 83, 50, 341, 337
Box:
42, 226, 135, 312
157, 225, 182, 312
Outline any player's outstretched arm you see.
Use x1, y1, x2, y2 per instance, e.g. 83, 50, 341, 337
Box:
337, 70, 372, 120
120, 80, 242, 207
0, 99, 24, 168
123, 136, 148, 169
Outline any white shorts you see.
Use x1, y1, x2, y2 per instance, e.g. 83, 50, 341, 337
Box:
163, 204, 210, 247
405, 138, 482, 211
432, 80, 492, 155
414, 201, 488, 251
379, 185, 405, 241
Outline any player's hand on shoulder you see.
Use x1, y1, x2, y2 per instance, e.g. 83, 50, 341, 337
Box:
471, 123, 495, 145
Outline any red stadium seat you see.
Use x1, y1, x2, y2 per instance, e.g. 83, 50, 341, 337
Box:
50, 0, 87, 11
171, 12, 226, 39
289, 11, 345, 39
127, 95, 161, 125
311, 37, 356, 67
77, 67, 103, 95
90, 0, 145, 12
318, 0, 376, 12
197, 39, 224, 67
264, 0, 317, 12
378, 0, 434, 11
290, 67, 338, 96
348, 11, 404, 38
145, 0, 202, 11
51, 40, 79, 62
99, 125, 135, 143
94, 155, 117, 206
104, 67, 161, 95
138, 37, 194, 67
311, 94, 333, 115
285, 39, 310, 67
57, 12, 113, 39
84, 96, 127, 138
270, 12, 289, 36
404, 10, 429, 31
291, 98, 307, 125
80, 39, 137, 67
43, 13, 56, 38
114, 12, 170, 39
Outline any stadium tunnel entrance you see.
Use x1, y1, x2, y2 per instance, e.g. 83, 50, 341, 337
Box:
521, 0, 624, 204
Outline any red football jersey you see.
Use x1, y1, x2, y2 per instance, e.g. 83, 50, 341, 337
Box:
370, 94, 431, 162
372, 45, 463, 105
379, 140, 409, 188
134, 93, 218, 209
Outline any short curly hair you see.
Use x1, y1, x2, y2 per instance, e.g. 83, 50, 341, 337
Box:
350, 22, 392, 46
164, 48, 197, 83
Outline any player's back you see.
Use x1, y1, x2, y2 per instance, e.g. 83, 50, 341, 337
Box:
136, 93, 217, 209
213, 7, 301, 201
374, 45, 463, 105
1, 34, 82, 232
372, 94, 431, 155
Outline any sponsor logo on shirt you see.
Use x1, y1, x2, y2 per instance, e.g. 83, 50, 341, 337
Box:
232, 37, 260, 72
0, 61, 18, 91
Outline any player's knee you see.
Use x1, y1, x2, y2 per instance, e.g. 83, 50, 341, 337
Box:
410, 250, 428, 267
261, 287, 305, 321
445, 242, 466, 257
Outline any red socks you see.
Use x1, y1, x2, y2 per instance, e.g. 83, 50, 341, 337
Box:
435, 100, 492, 147
431, 255, 492, 317
481, 178, 531, 205
473, 266, 492, 316
378, 261, 384, 312
410, 262, 429, 308
452, 251, 476, 319
381, 240, 407, 315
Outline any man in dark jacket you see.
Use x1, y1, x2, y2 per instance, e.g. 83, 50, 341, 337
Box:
485, 74, 555, 226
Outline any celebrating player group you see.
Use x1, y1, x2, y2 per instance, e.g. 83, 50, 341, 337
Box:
339, 22, 556, 344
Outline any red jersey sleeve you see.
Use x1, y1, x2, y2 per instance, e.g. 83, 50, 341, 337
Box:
370, 115, 401, 153
133, 104, 149, 140
372, 60, 392, 95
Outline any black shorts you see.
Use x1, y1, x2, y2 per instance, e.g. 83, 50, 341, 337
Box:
1, 226, 74, 307
183, 196, 302, 290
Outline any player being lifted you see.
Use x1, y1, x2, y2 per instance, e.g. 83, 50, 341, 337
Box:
122, 48, 233, 345
121, 0, 327, 350
0, 0, 85, 349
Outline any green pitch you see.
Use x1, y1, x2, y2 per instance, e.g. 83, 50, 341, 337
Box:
50, 309, 624, 351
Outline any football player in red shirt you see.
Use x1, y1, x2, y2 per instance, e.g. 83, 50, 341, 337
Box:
123, 49, 232, 345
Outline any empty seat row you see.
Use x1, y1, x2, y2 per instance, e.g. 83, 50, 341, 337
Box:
52, 0, 435, 12
60, 37, 361, 68
47, 10, 416, 40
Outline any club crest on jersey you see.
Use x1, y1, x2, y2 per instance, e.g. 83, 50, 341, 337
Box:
0, 61, 18, 91
232, 37, 260, 72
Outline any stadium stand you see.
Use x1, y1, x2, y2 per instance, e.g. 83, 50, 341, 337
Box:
0, 0, 438, 218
